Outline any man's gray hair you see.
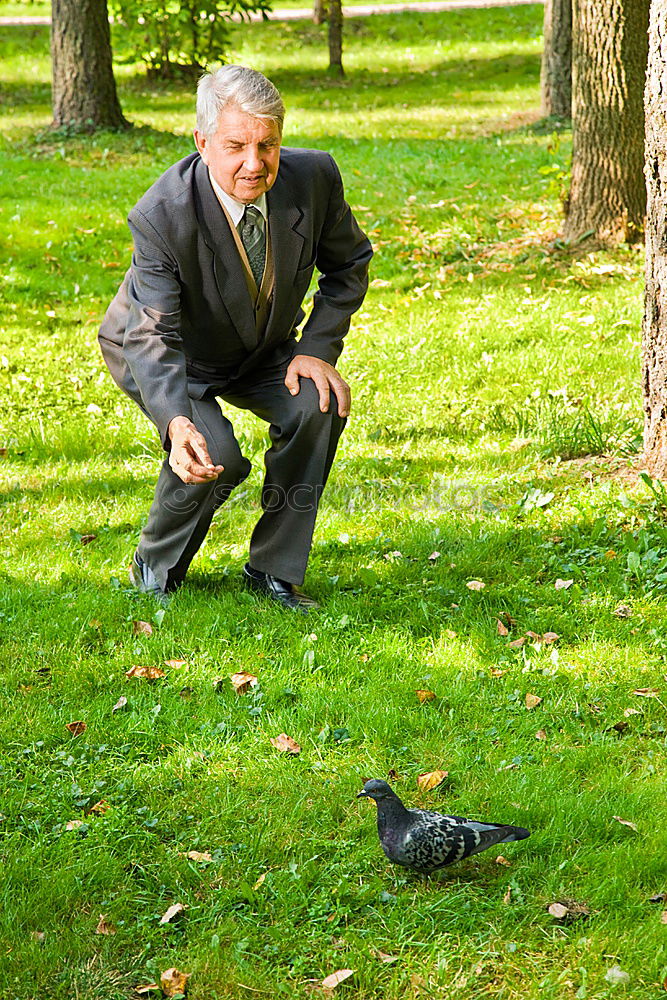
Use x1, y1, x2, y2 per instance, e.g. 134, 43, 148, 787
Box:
196, 65, 285, 137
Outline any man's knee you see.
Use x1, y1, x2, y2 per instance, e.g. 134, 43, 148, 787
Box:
290, 380, 346, 435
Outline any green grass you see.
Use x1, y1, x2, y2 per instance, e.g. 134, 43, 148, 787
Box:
1, 8, 666, 1000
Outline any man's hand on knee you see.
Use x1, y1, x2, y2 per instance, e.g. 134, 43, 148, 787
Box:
284, 355, 351, 417
167, 415, 224, 484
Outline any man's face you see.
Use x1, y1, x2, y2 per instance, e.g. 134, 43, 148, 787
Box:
194, 105, 282, 204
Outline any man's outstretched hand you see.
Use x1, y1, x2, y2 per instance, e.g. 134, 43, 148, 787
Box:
284, 354, 351, 417
167, 415, 224, 484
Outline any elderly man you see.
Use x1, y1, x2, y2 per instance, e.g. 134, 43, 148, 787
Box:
99, 65, 372, 610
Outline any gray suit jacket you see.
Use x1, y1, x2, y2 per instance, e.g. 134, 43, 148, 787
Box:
98, 147, 373, 445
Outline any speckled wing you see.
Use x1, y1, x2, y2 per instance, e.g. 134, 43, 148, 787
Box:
399, 811, 523, 873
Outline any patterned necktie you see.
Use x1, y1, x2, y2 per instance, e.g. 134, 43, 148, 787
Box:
240, 205, 266, 289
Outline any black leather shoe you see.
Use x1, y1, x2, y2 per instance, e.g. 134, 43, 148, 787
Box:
242, 563, 319, 612
129, 551, 170, 606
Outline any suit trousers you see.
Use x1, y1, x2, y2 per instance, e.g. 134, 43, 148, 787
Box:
136, 352, 346, 591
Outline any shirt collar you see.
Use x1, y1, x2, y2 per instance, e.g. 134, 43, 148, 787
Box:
208, 171, 267, 227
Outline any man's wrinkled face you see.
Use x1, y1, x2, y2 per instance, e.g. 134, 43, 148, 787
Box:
194, 105, 282, 204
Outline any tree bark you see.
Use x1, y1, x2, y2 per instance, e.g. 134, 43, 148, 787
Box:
562, 0, 649, 245
540, 0, 572, 118
643, 0, 667, 475
313, 0, 327, 24
51, 0, 128, 131
328, 0, 344, 75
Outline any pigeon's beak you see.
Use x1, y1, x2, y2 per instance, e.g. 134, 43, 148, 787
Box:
356, 789, 369, 798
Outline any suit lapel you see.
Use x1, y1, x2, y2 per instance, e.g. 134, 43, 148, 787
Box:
193, 158, 258, 352
264, 171, 306, 346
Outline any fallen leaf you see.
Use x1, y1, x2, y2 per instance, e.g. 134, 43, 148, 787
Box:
112, 695, 128, 713
160, 969, 190, 997
649, 892, 667, 904
496, 618, 509, 636
509, 637, 526, 648
604, 966, 630, 986
623, 707, 641, 717
66, 721, 87, 737
95, 914, 116, 935
415, 689, 436, 703
613, 604, 633, 618
80, 534, 97, 545
661, 911, 667, 924
65, 819, 85, 831
31, 930, 45, 943
428, 551, 441, 562
135, 986, 160, 996
387, 769, 401, 781
321, 969, 354, 990
495, 855, 511, 867
374, 950, 399, 964
160, 903, 187, 925
417, 770, 448, 792
490, 667, 506, 678
608, 720, 629, 734
542, 632, 560, 644
270, 733, 301, 755
525, 693, 542, 710
252, 872, 267, 890
613, 815, 638, 833
535, 729, 547, 740
554, 578, 573, 591
633, 687, 660, 698
466, 579, 485, 591
502, 885, 512, 904
88, 799, 110, 815
164, 659, 187, 669
211, 676, 226, 691
184, 850, 213, 863
548, 899, 590, 922
125, 665, 165, 681
230, 671, 258, 694
133, 620, 154, 636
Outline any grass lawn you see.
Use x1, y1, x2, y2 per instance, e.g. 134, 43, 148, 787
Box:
1, 6, 666, 1000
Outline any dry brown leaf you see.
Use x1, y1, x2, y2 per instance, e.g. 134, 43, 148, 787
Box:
159, 902, 187, 925
554, 578, 573, 591
375, 950, 399, 964
542, 632, 560, 644
417, 770, 448, 792
415, 689, 436, 703
496, 618, 509, 637
160, 969, 190, 997
95, 914, 116, 935
185, 851, 212, 863
80, 534, 97, 546
321, 969, 354, 990
65, 819, 85, 831
126, 665, 165, 681
252, 872, 267, 891
649, 892, 667, 903
230, 671, 258, 694
535, 729, 547, 740
164, 659, 187, 669
495, 855, 511, 867
547, 899, 590, 922
66, 721, 87, 737
112, 695, 128, 713
133, 620, 154, 636
490, 667, 506, 678
270, 733, 301, 755
387, 768, 401, 781
525, 693, 542, 710
509, 636, 526, 648
135, 985, 160, 996
428, 551, 441, 562
31, 930, 45, 943
466, 579, 485, 591
633, 688, 660, 698
661, 911, 667, 925
624, 707, 641, 717
88, 799, 110, 815
608, 720, 629, 734
613, 815, 638, 833
502, 885, 512, 904
613, 604, 633, 618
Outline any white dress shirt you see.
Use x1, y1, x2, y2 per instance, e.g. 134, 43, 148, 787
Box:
209, 172, 267, 235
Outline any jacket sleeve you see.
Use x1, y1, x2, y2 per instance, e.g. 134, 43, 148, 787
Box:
295, 155, 373, 366
122, 207, 192, 447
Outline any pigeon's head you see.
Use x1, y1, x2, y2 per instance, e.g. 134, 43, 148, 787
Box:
357, 779, 394, 801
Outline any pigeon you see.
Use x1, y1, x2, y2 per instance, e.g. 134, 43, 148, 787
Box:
357, 779, 530, 875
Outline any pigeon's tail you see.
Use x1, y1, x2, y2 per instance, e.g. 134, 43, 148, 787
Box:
497, 825, 530, 843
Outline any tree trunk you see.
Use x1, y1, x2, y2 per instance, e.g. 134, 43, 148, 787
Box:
328, 0, 344, 76
562, 0, 649, 245
540, 0, 572, 118
643, 0, 667, 475
51, 0, 128, 131
313, 0, 327, 24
